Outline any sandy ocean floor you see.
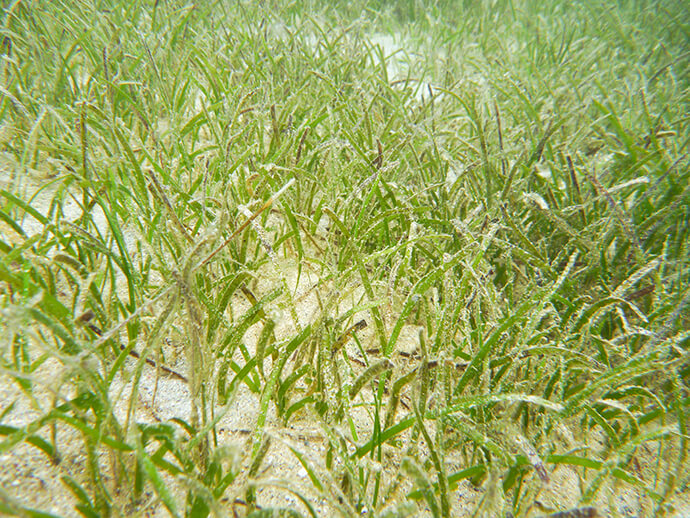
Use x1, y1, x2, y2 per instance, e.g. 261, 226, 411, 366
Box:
1, 25, 689, 517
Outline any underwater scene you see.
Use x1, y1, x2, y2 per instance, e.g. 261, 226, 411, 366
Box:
0, 1, 688, 516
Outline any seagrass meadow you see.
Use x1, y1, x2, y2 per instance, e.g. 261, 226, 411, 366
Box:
0, 0, 688, 516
